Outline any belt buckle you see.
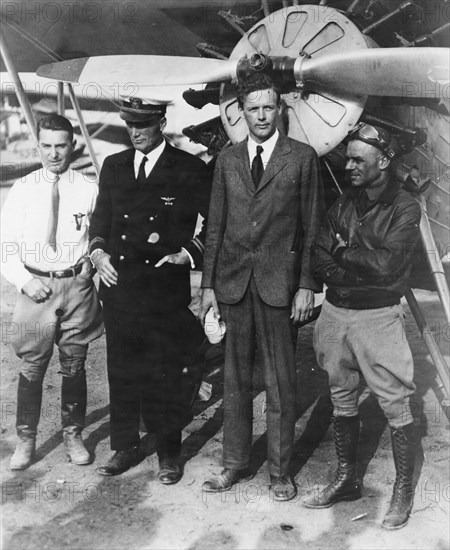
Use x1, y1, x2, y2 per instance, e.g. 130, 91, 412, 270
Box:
53, 270, 66, 278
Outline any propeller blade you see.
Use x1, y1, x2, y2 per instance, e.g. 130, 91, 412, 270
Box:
37, 55, 238, 86
300, 48, 449, 99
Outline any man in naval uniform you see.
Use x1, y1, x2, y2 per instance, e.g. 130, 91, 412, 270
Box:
89, 96, 210, 483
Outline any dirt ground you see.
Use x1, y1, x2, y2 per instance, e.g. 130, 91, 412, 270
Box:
1, 183, 449, 550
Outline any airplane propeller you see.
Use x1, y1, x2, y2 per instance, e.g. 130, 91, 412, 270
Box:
37, 55, 238, 87
37, 48, 449, 99
298, 48, 449, 99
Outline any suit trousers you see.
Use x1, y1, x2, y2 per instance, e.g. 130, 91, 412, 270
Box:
103, 303, 194, 457
219, 276, 298, 477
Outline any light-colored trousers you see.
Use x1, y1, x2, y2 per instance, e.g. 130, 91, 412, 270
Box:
11, 274, 103, 381
313, 299, 415, 427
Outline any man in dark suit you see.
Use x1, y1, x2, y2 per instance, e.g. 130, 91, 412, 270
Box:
89, 95, 210, 483
199, 74, 324, 501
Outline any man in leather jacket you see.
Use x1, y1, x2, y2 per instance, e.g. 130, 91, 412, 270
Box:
304, 124, 421, 530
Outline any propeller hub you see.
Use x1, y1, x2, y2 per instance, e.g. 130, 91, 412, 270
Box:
249, 53, 267, 71
220, 4, 370, 155
236, 54, 298, 92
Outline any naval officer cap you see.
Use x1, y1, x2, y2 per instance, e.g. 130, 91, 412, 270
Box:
119, 94, 173, 122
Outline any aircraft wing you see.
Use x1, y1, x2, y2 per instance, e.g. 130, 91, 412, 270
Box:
0, 0, 262, 73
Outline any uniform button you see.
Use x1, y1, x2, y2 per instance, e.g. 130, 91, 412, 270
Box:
148, 232, 160, 244
119, 255, 125, 261
149, 216, 155, 221
145, 260, 150, 264
252, 221, 257, 227
121, 234, 127, 241
123, 214, 129, 219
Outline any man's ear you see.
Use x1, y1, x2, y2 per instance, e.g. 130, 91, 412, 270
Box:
160, 117, 167, 131
379, 155, 390, 171
72, 139, 77, 149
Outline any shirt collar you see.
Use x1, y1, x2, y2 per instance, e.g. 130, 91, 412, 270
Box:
134, 140, 166, 166
247, 129, 279, 160
41, 167, 70, 184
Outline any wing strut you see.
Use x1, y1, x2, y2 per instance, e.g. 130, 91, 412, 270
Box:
1, 21, 100, 178
0, 33, 39, 148
405, 288, 450, 400
416, 195, 450, 326
66, 84, 99, 178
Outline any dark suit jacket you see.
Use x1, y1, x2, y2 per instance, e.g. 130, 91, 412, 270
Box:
89, 142, 211, 313
201, 135, 324, 307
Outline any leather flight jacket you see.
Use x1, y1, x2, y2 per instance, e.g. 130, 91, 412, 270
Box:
311, 178, 421, 309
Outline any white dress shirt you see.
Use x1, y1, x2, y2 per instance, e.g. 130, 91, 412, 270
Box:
0, 168, 98, 292
247, 129, 280, 169
133, 140, 166, 178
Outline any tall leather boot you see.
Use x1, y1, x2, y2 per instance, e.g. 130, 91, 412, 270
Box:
61, 371, 91, 465
10, 374, 42, 470
382, 423, 416, 530
303, 415, 362, 508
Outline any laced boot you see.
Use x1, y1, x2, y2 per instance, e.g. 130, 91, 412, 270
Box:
61, 370, 91, 465
382, 423, 416, 530
10, 373, 42, 470
303, 415, 362, 508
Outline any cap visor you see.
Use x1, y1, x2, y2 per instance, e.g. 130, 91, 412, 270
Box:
119, 111, 162, 123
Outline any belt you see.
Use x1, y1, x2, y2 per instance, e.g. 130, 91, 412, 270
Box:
25, 264, 83, 279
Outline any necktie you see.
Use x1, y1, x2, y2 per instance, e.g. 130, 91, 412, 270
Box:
251, 145, 264, 188
48, 175, 60, 252
137, 156, 148, 188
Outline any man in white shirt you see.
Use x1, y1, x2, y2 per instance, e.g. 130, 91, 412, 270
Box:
1, 114, 103, 470
199, 74, 324, 501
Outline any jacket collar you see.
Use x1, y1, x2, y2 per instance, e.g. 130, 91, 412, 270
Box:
349, 175, 400, 206
233, 134, 292, 192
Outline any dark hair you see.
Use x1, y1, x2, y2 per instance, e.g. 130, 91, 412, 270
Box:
37, 114, 74, 142
236, 74, 281, 108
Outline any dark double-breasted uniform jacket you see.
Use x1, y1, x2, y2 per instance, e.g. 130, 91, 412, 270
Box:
89, 142, 211, 314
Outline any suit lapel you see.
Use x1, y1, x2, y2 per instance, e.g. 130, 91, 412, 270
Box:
256, 136, 291, 193
233, 140, 254, 192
